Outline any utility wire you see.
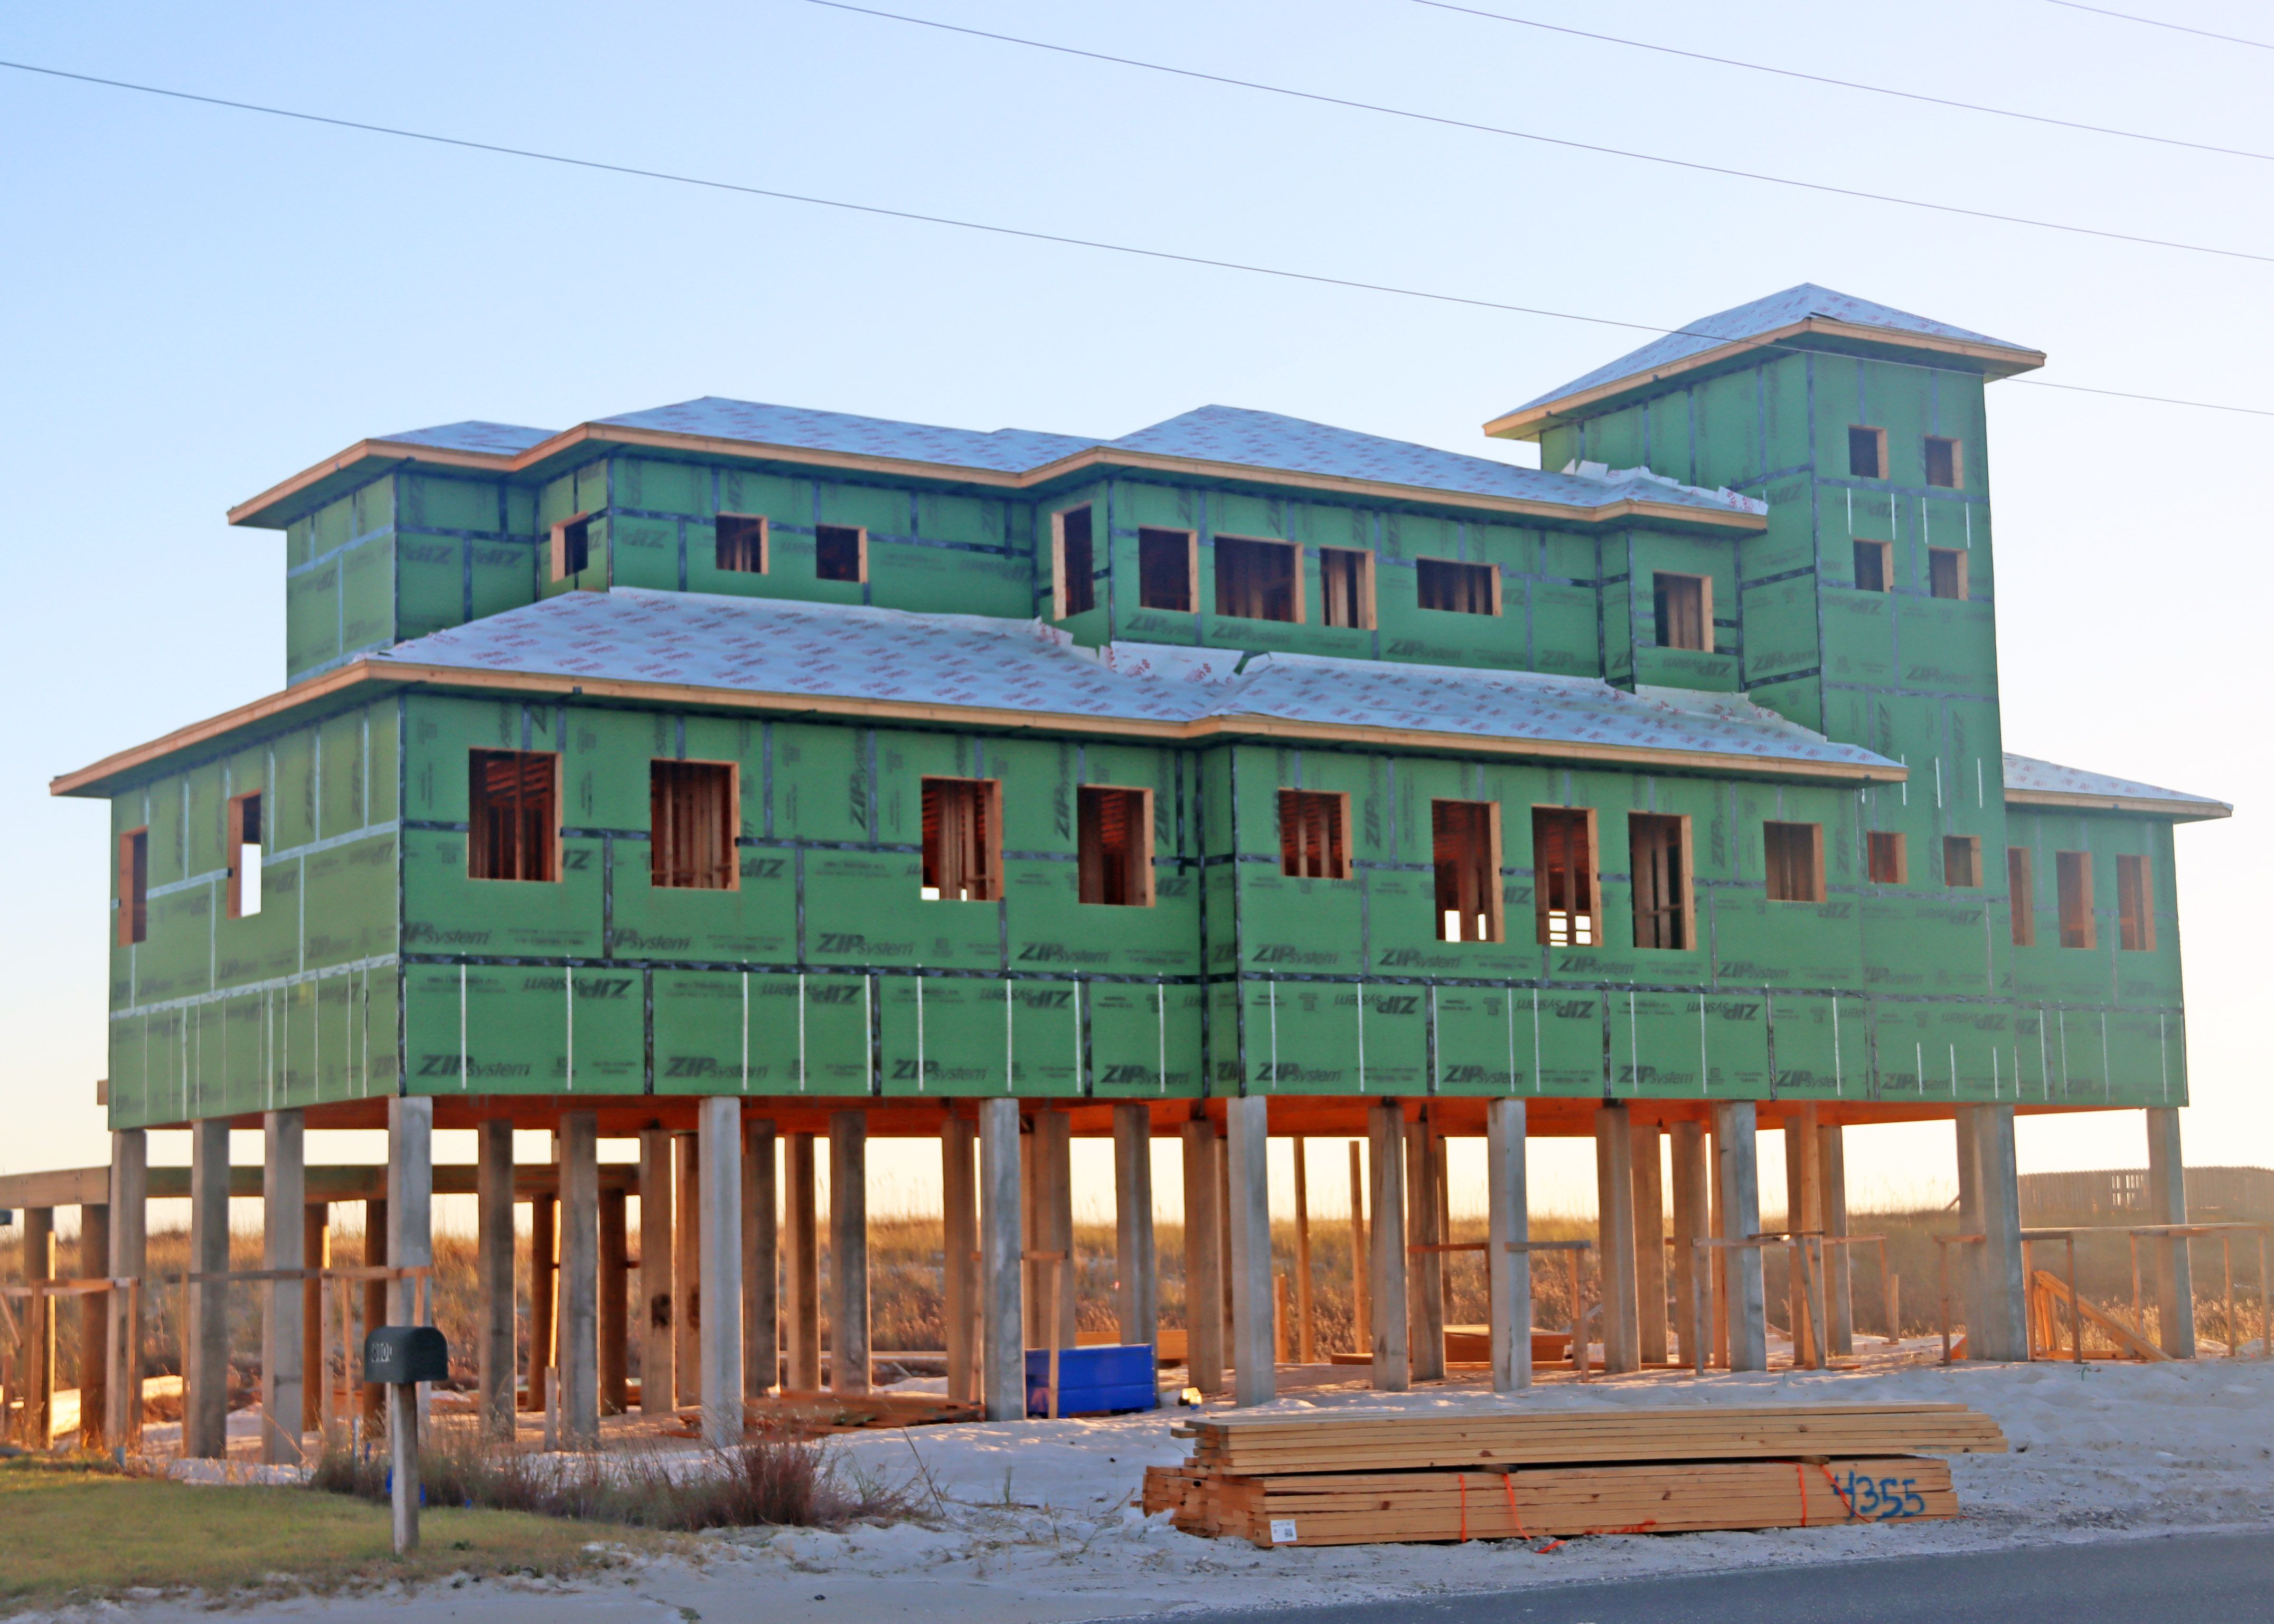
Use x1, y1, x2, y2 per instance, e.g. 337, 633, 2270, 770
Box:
1412, 0, 2274, 164
1, 55, 2267, 420
803, 0, 2274, 266
2043, 1, 2274, 51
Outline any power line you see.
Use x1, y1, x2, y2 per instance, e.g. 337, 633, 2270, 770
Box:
1, 54, 2268, 420
804, 0, 2274, 266
1411, 0, 2274, 164
2043, 0, 2274, 51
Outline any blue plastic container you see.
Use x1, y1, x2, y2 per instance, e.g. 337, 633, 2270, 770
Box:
1025, 1343, 1159, 1416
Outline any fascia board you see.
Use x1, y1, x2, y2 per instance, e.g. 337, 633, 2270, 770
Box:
229, 424, 1766, 534
56, 659, 1906, 798
1483, 317, 2050, 442
2004, 787, 2232, 823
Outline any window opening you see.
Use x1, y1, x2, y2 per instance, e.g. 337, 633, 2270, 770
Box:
551, 514, 591, 581
1629, 813, 1690, 950
715, 514, 766, 574
1847, 426, 1886, 479
1531, 807, 1595, 947
1763, 821, 1824, 902
1929, 548, 1969, 600
1054, 507, 1095, 618
1432, 800, 1501, 942
1279, 790, 1350, 880
2117, 854, 2154, 951
1215, 536, 1300, 622
1943, 835, 1981, 889
922, 778, 1000, 901
2007, 847, 2036, 946
1138, 528, 1194, 612
815, 524, 866, 583
117, 828, 148, 946
2056, 851, 2094, 948
1415, 557, 1498, 616
1652, 572, 1711, 651
1867, 830, 1906, 885
469, 749, 559, 882
228, 791, 263, 918
1924, 436, 1963, 489
651, 761, 738, 891
1078, 786, 1153, 907
1853, 540, 1891, 593
1319, 547, 1374, 629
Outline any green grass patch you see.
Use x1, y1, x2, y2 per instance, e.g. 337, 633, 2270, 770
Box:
0, 1454, 665, 1613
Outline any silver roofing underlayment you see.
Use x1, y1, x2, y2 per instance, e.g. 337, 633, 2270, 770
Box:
2002, 753, 2230, 819
370, 589, 1896, 773
1510, 282, 2042, 415
377, 402, 1761, 516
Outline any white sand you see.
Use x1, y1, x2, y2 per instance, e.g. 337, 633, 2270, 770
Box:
29, 1352, 2274, 1621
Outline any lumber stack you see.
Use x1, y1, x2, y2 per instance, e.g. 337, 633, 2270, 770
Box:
1144, 1403, 2000, 1546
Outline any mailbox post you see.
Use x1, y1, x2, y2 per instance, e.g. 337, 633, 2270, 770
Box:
363, 1325, 447, 1555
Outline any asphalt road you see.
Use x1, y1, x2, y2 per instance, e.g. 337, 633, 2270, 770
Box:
1133, 1530, 2274, 1623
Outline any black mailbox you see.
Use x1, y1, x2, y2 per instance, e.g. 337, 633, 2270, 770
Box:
364, 1325, 449, 1385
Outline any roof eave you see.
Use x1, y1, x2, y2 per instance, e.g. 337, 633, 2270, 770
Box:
54, 658, 1905, 797
2004, 787, 2233, 823
1483, 317, 2049, 443
231, 422, 1771, 533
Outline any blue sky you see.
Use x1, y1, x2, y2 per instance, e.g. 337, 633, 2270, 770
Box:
3, 0, 2267, 1219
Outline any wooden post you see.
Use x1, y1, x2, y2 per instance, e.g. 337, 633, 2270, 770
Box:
361, 1198, 387, 1427
386, 1098, 434, 1328
22, 1206, 55, 1448
1633, 1119, 1666, 1365
744, 1119, 778, 1401
1669, 1120, 1707, 1367
528, 1189, 556, 1409
1367, 1101, 1408, 1391
1027, 1110, 1073, 1355
698, 1097, 745, 1445
185, 1118, 229, 1460
476, 1118, 515, 1438
1485, 1097, 1529, 1393
259, 1115, 307, 1469
2146, 1106, 2196, 1357
1819, 1120, 1854, 1356
1785, 1107, 1821, 1368
1225, 1094, 1274, 1407
784, 1132, 820, 1392
1405, 1115, 1445, 1381
558, 1111, 599, 1447
1347, 1140, 1368, 1353
80, 1201, 110, 1448
977, 1098, 1025, 1421
300, 1204, 327, 1433
1112, 1103, 1157, 1351
1594, 1104, 1640, 1374
1954, 1107, 1984, 1350
1711, 1101, 1767, 1371
942, 1116, 978, 1403
107, 1128, 147, 1450
1181, 1118, 1225, 1395
828, 1110, 869, 1396
673, 1131, 701, 1406
599, 1183, 628, 1414
637, 1128, 672, 1412
1291, 1136, 1314, 1363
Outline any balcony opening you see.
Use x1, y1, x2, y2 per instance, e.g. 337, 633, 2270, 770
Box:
1629, 812, 1690, 950
922, 777, 1001, 901
1532, 806, 1595, 947
469, 749, 559, 882
651, 761, 738, 890
1432, 800, 1501, 942
1078, 786, 1153, 907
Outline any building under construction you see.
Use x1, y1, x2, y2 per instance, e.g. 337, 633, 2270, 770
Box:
22, 282, 2234, 1454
